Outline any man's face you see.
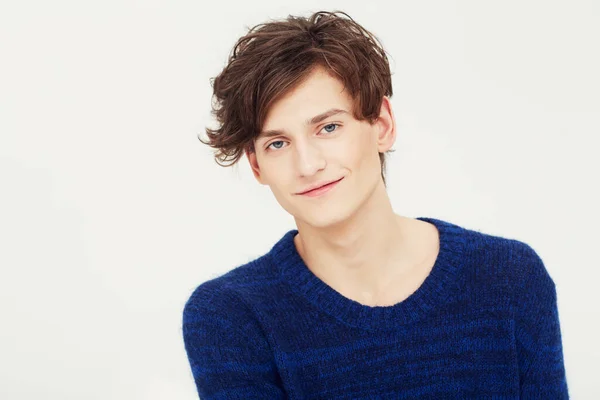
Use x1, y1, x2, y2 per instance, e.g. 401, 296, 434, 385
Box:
246, 65, 395, 229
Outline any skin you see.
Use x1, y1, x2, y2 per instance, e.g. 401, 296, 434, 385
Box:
245, 65, 440, 307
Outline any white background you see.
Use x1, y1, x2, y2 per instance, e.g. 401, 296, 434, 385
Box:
1, 0, 598, 398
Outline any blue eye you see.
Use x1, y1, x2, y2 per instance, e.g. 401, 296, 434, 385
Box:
321, 123, 339, 134
268, 141, 285, 150
265, 123, 340, 151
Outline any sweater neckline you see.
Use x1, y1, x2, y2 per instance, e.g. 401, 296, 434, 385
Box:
269, 217, 467, 330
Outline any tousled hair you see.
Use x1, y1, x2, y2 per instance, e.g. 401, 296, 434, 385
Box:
199, 10, 395, 186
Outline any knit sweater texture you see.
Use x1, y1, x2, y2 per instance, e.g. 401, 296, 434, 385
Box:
182, 216, 569, 399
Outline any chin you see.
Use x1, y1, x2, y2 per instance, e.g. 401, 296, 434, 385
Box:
294, 205, 354, 230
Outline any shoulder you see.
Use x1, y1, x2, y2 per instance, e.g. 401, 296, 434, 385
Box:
181, 261, 269, 357
184, 255, 265, 307
459, 224, 555, 300
439, 217, 552, 286
477, 228, 551, 283
183, 227, 295, 322
181, 259, 283, 396
182, 253, 278, 324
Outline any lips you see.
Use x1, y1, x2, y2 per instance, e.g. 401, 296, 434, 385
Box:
298, 177, 343, 196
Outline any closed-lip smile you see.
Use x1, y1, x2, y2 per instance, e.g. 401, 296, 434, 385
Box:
296, 177, 344, 195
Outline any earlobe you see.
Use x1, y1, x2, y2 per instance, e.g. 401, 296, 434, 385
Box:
376, 96, 396, 153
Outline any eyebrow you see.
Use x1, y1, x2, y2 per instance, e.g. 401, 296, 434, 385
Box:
257, 108, 349, 141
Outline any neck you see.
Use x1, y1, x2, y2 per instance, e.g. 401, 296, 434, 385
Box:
293, 179, 422, 298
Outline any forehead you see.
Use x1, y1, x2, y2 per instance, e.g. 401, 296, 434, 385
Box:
262, 67, 353, 130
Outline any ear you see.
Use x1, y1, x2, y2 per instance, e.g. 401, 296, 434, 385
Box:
245, 147, 266, 185
375, 96, 396, 153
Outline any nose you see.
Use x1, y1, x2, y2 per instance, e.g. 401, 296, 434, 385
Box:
294, 139, 326, 177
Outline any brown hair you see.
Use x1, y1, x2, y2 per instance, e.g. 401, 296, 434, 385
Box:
199, 10, 395, 186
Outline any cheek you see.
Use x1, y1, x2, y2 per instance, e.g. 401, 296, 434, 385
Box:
342, 129, 379, 168
261, 161, 292, 190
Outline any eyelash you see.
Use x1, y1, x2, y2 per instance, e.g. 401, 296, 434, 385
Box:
265, 123, 341, 152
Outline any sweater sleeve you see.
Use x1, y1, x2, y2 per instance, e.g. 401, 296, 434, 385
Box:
182, 282, 287, 399
512, 242, 569, 398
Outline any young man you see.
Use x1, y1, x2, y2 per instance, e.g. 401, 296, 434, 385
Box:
182, 10, 569, 399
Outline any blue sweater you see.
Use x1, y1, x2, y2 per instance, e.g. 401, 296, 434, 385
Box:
182, 217, 569, 399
